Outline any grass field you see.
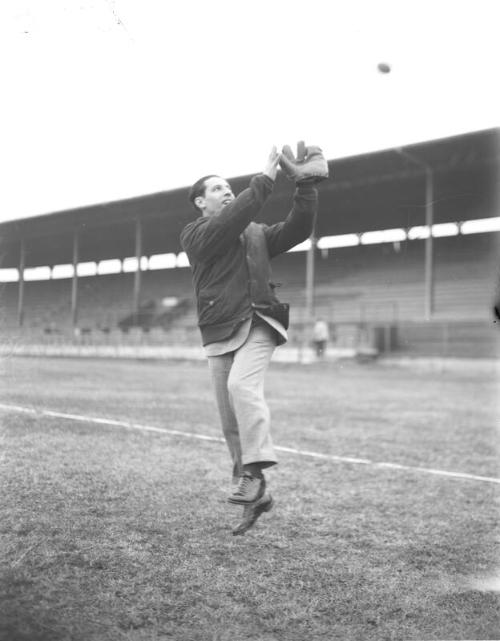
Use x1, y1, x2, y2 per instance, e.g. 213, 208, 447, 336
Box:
0, 355, 499, 641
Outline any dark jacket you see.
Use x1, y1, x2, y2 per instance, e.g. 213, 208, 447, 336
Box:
180, 174, 317, 346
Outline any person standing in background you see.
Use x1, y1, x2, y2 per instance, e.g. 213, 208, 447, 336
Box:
312, 317, 330, 358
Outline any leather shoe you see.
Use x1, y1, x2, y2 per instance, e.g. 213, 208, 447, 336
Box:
232, 493, 274, 536
228, 472, 265, 505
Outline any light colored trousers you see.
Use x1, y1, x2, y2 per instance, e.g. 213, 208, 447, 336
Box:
207, 324, 278, 482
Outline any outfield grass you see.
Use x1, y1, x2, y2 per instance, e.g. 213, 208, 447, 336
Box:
0, 356, 499, 641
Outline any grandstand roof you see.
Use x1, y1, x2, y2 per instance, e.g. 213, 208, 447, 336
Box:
1, 128, 498, 268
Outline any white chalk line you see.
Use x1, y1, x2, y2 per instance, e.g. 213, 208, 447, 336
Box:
1, 402, 499, 486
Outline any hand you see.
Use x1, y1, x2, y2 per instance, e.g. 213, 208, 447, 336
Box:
263, 146, 281, 181
279, 141, 329, 184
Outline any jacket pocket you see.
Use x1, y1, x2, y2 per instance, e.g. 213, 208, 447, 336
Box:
198, 293, 218, 324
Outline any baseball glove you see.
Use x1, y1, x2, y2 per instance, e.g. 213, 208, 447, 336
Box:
279, 141, 329, 184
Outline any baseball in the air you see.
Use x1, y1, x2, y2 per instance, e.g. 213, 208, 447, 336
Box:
377, 62, 391, 74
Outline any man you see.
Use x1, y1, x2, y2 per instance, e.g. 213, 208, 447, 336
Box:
180, 143, 328, 535
312, 317, 330, 358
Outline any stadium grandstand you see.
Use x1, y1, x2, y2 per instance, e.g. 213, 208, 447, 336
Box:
1, 128, 499, 360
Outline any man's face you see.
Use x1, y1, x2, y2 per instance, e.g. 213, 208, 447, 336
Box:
196, 176, 234, 217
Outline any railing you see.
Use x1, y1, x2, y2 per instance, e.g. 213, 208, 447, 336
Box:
1, 318, 498, 360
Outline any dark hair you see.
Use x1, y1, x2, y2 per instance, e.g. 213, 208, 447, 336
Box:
188, 174, 219, 212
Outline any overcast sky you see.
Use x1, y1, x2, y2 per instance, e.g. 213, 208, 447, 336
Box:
1, 0, 498, 223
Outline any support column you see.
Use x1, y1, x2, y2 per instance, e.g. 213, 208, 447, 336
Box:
305, 234, 316, 331
396, 148, 435, 320
17, 239, 25, 327
133, 219, 142, 324
71, 231, 79, 328
424, 169, 435, 320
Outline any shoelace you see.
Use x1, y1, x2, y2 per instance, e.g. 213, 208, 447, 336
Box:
235, 474, 254, 495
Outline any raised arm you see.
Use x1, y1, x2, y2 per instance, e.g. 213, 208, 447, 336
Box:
263, 184, 318, 258
180, 147, 281, 263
